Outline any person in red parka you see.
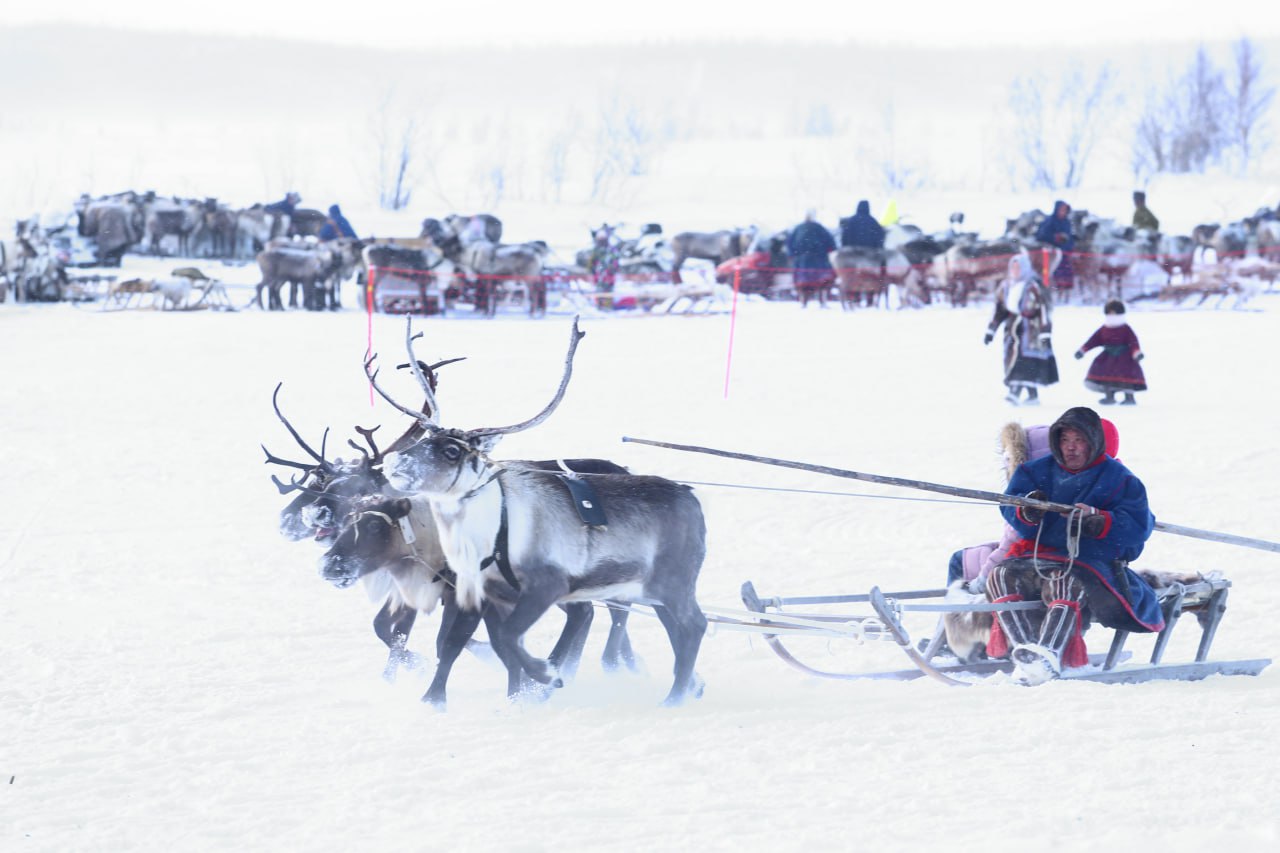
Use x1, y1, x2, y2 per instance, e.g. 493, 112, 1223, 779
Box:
1075, 299, 1147, 405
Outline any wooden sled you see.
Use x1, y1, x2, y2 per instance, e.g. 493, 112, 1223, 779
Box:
740, 573, 1270, 686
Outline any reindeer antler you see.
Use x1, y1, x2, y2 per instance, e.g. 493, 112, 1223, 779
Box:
266, 383, 334, 473
364, 319, 465, 428
270, 472, 331, 497
473, 316, 584, 440
364, 353, 434, 423
348, 425, 382, 463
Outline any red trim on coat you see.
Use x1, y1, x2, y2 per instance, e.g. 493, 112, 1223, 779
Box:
1094, 510, 1113, 539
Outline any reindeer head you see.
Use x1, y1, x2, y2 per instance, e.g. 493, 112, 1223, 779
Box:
317, 495, 417, 588
380, 317, 585, 498
265, 384, 407, 544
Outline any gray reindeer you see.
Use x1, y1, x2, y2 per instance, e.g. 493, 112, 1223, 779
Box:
370, 318, 709, 706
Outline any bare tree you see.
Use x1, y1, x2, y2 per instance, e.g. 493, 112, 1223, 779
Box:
868, 102, 928, 192
368, 91, 420, 211
1009, 75, 1053, 189
1131, 43, 1272, 178
1132, 96, 1168, 182
1228, 37, 1276, 173
587, 93, 656, 205
1169, 46, 1228, 172
1009, 63, 1119, 190
543, 130, 572, 203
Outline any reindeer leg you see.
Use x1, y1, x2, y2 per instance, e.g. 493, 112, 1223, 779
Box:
489, 572, 571, 695
547, 601, 593, 681
421, 600, 484, 709
373, 599, 422, 682
653, 596, 707, 706
601, 603, 639, 673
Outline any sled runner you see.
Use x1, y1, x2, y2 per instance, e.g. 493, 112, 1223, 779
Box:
740, 573, 1270, 686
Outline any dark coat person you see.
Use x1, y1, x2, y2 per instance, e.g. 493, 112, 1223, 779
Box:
1001, 407, 1162, 633
319, 204, 357, 241
263, 192, 301, 217
1132, 191, 1159, 232
1035, 200, 1074, 250
1035, 199, 1075, 288
984, 255, 1058, 404
985, 406, 1160, 684
786, 210, 837, 307
839, 200, 886, 250
787, 213, 836, 283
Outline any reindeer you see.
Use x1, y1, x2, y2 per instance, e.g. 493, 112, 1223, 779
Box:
267, 361, 637, 702
930, 237, 1023, 306
669, 228, 754, 284
374, 318, 709, 706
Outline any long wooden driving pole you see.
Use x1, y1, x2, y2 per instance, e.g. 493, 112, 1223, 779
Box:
621, 437, 1280, 554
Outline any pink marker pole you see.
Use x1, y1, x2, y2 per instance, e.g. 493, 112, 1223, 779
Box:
366, 266, 376, 406
723, 267, 742, 399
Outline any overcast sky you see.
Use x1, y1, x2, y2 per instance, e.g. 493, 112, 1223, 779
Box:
6, 0, 1276, 49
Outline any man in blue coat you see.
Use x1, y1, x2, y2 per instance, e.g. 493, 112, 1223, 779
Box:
263, 191, 301, 217
1034, 200, 1075, 289
319, 204, 358, 240
985, 405, 1161, 684
786, 209, 836, 307
839, 200, 885, 250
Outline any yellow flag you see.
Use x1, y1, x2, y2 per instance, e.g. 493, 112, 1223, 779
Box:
879, 199, 899, 226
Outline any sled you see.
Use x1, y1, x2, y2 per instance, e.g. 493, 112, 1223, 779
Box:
739, 573, 1270, 686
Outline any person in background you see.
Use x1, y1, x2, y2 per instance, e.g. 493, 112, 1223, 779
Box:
263, 191, 301, 217
985, 406, 1160, 685
984, 254, 1059, 406
319, 204, 357, 241
839, 200, 885, 250
786, 209, 836, 308
1132, 191, 1159, 232
1034, 199, 1075, 290
1075, 299, 1146, 405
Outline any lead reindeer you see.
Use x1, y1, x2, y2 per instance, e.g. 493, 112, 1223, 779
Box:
375, 318, 709, 705
267, 360, 637, 705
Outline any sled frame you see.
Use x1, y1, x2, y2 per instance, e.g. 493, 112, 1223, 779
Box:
740, 574, 1270, 686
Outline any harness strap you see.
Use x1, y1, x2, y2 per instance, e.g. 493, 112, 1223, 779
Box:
478, 484, 520, 592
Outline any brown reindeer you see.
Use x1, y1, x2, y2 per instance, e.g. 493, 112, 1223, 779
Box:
670, 228, 754, 283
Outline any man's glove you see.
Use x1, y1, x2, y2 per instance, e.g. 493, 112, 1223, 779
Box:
1135, 352, 1144, 362
1074, 350, 1084, 360
1080, 510, 1106, 538
983, 331, 994, 345
1019, 490, 1048, 524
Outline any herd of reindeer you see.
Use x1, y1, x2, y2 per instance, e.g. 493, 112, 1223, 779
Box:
5, 189, 1280, 312
266, 318, 708, 707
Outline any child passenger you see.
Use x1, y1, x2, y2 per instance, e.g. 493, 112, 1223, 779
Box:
1074, 299, 1147, 405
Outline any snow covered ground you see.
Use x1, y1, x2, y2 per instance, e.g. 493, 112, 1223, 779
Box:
2, 283, 1278, 851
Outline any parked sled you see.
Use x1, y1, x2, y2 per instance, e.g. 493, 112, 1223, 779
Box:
739, 573, 1270, 686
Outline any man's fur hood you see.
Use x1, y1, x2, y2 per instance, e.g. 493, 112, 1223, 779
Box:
1049, 406, 1106, 468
